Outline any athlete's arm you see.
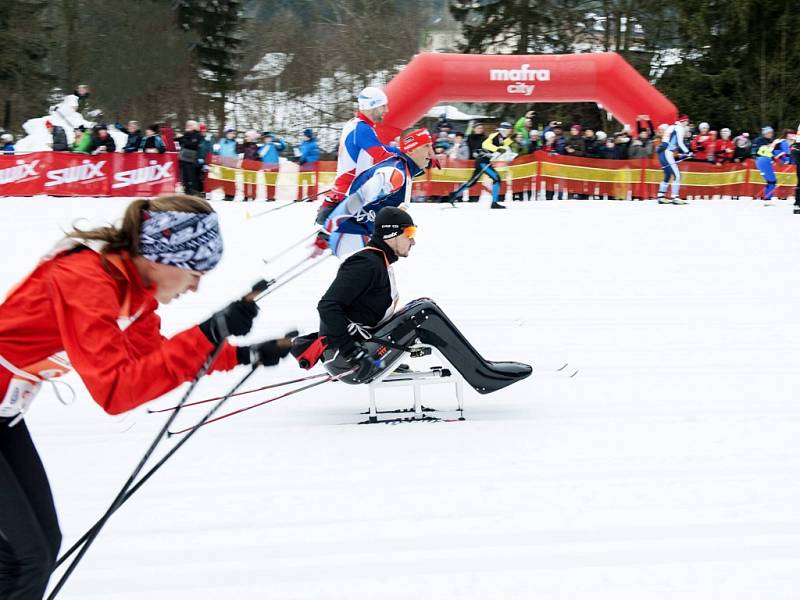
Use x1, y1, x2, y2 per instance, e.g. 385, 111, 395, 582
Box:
322, 166, 404, 233
676, 125, 690, 154
317, 254, 379, 355
355, 121, 401, 162
48, 258, 239, 415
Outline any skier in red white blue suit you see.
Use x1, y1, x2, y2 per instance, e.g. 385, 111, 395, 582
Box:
313, 87, 402, 250
321, 128, 435, 258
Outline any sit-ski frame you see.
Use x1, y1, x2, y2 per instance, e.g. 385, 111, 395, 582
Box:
361, 344, 465, 424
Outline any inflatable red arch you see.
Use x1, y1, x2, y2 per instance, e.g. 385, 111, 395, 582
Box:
376, 52, 677, 142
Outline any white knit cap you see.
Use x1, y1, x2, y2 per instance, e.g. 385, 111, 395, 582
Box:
358, 87, 388, 111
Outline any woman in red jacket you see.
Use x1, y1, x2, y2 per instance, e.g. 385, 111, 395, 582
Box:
0, 194, 286, 599
714, 128, 735, 164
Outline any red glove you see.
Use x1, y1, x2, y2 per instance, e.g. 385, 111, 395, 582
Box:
311, 230, 330, 257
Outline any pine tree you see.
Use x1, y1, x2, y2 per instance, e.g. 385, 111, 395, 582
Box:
177, 0, 246, 127
658, 0, 800, 131
0, 0, 54, 131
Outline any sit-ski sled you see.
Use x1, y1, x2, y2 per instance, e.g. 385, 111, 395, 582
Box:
313, 298, 532, 424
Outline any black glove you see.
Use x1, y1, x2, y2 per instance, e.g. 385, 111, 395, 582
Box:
236, 330, 298, 366
199, 300, 259, 344
343, 343, 375, 382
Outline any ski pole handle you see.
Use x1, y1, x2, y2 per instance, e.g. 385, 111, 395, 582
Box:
277, 330, 299, 349
245, 279, 270, 301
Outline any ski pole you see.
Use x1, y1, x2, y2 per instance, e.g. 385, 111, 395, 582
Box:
256, 254, 332, 303
48, 350, 230, 596
246, 187, 331, 220
50, 361, 264, 579
270, 251, 330, 282
147, 372, 330, 414
262, 231, 318, 265
48, 281, 267, 596
50, 329, 294, 579
449, 161, 492, 201
168, 367, 357, 436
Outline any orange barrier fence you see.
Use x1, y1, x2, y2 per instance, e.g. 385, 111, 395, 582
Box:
209, 152, 798, 201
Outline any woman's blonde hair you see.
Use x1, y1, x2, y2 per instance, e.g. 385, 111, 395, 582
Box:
68, 194, 215, 256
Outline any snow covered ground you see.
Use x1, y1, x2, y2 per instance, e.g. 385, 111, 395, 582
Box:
2, 196, 800, 599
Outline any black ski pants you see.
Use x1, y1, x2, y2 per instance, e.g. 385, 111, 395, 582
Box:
795, 161, 800, 207
0, 419, 61, 599
180, 160, 202, 196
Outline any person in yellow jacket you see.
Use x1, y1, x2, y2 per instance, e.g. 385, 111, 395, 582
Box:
449, 122, 514, 209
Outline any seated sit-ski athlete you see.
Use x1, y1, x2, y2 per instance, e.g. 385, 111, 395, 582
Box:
292, 207, 532, 393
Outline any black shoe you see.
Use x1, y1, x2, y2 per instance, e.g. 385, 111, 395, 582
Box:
794, 205, 800, 214
490, 202, 507, 209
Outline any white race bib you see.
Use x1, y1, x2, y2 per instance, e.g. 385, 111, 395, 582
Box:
0, 377, 42, 418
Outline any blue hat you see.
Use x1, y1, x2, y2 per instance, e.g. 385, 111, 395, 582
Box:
499, 121, 513, 129
303, 128, 313, 138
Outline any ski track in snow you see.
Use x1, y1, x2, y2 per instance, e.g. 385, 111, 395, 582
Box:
1, 196, 799, 599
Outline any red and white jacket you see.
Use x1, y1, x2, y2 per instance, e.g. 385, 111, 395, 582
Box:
326, 112, 401, 206
0, 245, 238, 416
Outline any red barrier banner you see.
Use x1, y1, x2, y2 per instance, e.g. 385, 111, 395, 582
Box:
0, 152, 178, 197
415, 153, 798, 200
209, 156, 325, 201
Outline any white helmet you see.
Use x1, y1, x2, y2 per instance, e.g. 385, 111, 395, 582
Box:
596, 131, 608, 141
357, 87, 388, 111
720, 127, 731, 136
699, 122, 710, 131
0, 133, 12, 143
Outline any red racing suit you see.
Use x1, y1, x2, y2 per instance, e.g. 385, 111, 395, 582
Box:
0, 246, 238, 416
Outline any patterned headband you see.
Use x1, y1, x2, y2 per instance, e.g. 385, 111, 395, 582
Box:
139, 210, 223, 272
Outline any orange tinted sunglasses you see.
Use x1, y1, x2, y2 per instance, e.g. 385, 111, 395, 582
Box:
403, 225, 417, 239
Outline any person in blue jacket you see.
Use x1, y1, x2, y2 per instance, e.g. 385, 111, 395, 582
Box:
750, 126, 775, 158
139, 125, 166, 153
298, 128, 320, 165
791, 130, 800, 214
115, 121, 143, 153
297, 128, 320, 201
258, 132, 286, 166
775, 130, 796, 166
1, 134, 14, 154
752, 126, 781, 203
756, 128, 795, 204
214, 127, 239, 158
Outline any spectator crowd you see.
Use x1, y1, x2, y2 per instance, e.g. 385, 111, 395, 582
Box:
1, 87, 796, 201
428, 110, 795, 168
